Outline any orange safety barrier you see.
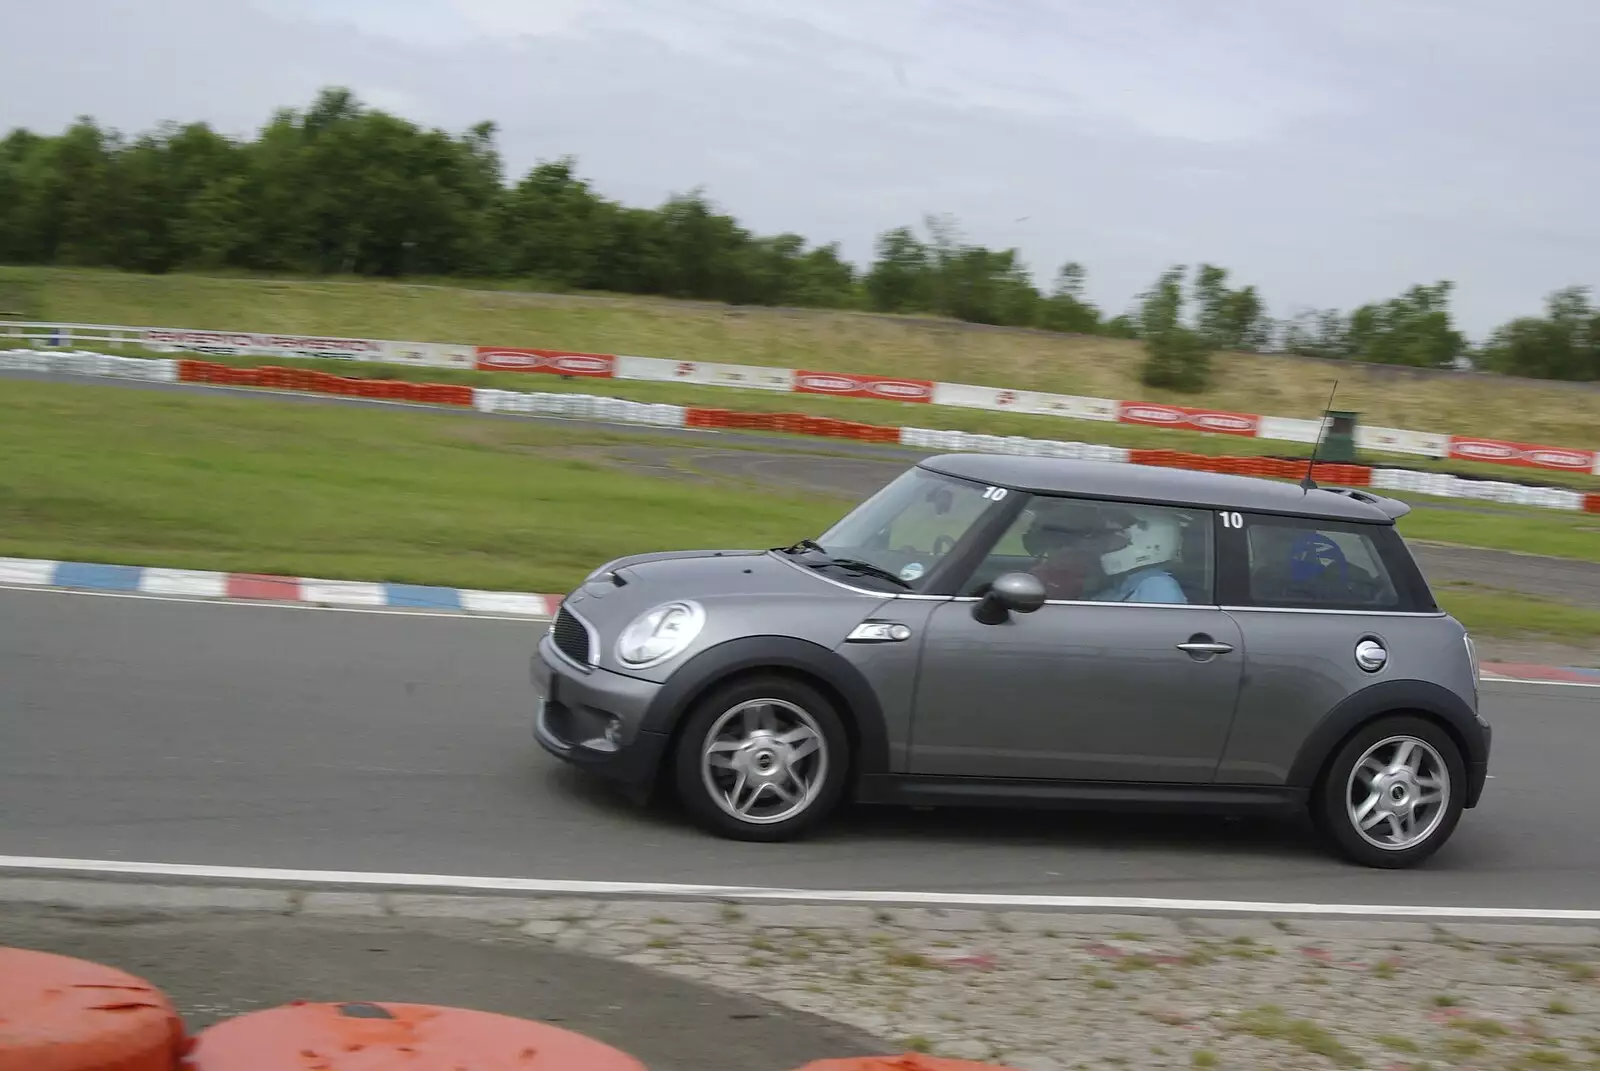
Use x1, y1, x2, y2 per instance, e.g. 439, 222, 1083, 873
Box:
180, 1001, 646, 1071
792, 1056, 1023, 1070
1587, 493, 1600, 514
176, 360, 473, 408
0, 947, 187, 1071
1129, 448, 1375, 487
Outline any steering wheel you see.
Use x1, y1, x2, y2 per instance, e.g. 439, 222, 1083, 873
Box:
931, 534, 956, 557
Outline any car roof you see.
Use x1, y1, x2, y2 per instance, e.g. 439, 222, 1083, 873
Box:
916, 453, 1408, 524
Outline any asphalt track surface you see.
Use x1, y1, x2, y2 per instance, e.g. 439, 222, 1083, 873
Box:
8, 367, 1599, 609
3, 586, 1598, 911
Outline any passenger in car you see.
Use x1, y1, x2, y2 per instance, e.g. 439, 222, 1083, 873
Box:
1087, 511, 1188, 604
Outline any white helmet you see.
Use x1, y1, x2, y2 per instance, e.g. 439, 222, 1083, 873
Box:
1100, 511, 1181, 577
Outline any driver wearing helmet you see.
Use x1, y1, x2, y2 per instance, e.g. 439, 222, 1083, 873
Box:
1021, 505, 1108, 601
1086, 509, 1188, 605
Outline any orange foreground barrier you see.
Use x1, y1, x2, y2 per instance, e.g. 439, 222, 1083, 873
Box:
180, 1001, 647, 1071
793, 1057, 1021, 1070
0, 942, 1032, 1071
0, 947, 187, 1071
1586, 493, 1600, 514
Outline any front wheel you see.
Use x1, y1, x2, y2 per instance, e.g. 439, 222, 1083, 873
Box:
672, 675, 850, 842
1313, 715, 1465, 869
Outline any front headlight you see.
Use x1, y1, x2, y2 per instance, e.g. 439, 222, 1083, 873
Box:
616, 601, 706, 668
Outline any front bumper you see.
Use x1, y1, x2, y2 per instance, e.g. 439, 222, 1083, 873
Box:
531, 635, 670, 799
1465, 717, 1491, 809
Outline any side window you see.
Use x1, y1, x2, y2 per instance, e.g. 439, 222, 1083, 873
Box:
965, 497, 1214, 605
1241, 518, 1402, 609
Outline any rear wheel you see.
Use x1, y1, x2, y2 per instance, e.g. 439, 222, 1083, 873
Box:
1313, 715, 1465, 869
672, 675, 850, 842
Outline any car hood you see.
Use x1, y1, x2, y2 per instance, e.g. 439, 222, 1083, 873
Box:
598, 548, 846, 599
557, 547, 897, 681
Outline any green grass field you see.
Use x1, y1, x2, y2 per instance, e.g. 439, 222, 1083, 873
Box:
2, 377, 1596, 647
7, 266, 1600, 459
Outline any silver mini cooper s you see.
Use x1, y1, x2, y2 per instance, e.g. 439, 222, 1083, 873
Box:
532, 453, 1490, 868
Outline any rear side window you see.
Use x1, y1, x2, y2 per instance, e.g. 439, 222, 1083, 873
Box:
1230, 516, 1432, 612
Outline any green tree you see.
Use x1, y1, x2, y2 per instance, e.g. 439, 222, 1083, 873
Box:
1137, 265, 1214, 392
1481, 286, 1600, 381
1038, 262, 1101, 333
1346, 281, 1465, 367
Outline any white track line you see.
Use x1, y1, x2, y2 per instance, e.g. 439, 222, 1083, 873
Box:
2, 856, 1599, 921
0, 583, 548, 621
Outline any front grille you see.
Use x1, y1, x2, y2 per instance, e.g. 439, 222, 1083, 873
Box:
551, 606, 593, 667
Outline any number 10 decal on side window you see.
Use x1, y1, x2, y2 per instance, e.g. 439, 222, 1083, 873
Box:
982, 486, 1009, 501
1220, 512, 1244, 529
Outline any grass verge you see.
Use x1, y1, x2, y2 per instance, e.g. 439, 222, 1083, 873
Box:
0, 378, 845, 593
9, 265, 1600, 457
2, 377, 1596, 644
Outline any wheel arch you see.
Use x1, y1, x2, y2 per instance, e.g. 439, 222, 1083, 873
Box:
640, 635, 891, 794
1289, 679, 1486, 797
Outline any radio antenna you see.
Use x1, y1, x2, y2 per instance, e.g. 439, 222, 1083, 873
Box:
1300, 379, 1340, 492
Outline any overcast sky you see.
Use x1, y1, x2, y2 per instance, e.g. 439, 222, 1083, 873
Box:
5, 0, 1598, 338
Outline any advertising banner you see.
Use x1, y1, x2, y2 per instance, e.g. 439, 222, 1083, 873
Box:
1257, 416, 1324, 444
1116, 401, 1260, 437
1447, 436, 1598, 473
474, 347, 616, 378
668, 360, 794, 392
793, 370, 935, 403
1357, 426, 1450, 458
140, 329, 383, 361
931, 382, 1118, 422
383, 342, 476, 369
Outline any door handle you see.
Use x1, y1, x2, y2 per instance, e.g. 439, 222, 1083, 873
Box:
1176, 641, 1234, 656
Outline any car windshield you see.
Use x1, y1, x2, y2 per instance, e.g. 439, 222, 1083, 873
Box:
787, 467, 1003, 591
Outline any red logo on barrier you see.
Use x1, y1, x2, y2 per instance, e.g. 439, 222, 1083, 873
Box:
1123, 405, 1185, 425
474, 348, 615, 377
1117, 402, 1259, 437
795, 370, 934, 402
675, 362, 696, 376
1448, 437, 1595, 471
996, 390, 1018, 406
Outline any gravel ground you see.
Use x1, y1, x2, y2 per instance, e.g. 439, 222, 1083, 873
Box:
3, 880, 1597, 1070
526, 901, 1600, 1071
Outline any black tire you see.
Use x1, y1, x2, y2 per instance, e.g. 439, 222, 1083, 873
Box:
1313, 714, 1466, 869
671, 674, 850, 842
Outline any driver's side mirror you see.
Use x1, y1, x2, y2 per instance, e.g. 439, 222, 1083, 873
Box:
972, 572, 1047, 625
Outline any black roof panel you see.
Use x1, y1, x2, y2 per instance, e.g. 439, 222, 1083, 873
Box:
916, 453, 1404, 524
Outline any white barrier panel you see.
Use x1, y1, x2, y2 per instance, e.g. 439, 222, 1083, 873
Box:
900, 426, 1130, 464
1257, 416, 1324, 445
0, 348, 178, 382
1370, 467, 1585, 511
931, 382, 1119, 422
472, 388, 687, 429
614, 354, 794, 392
381, 342, 476, 369
1358, 426, 1450, 458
